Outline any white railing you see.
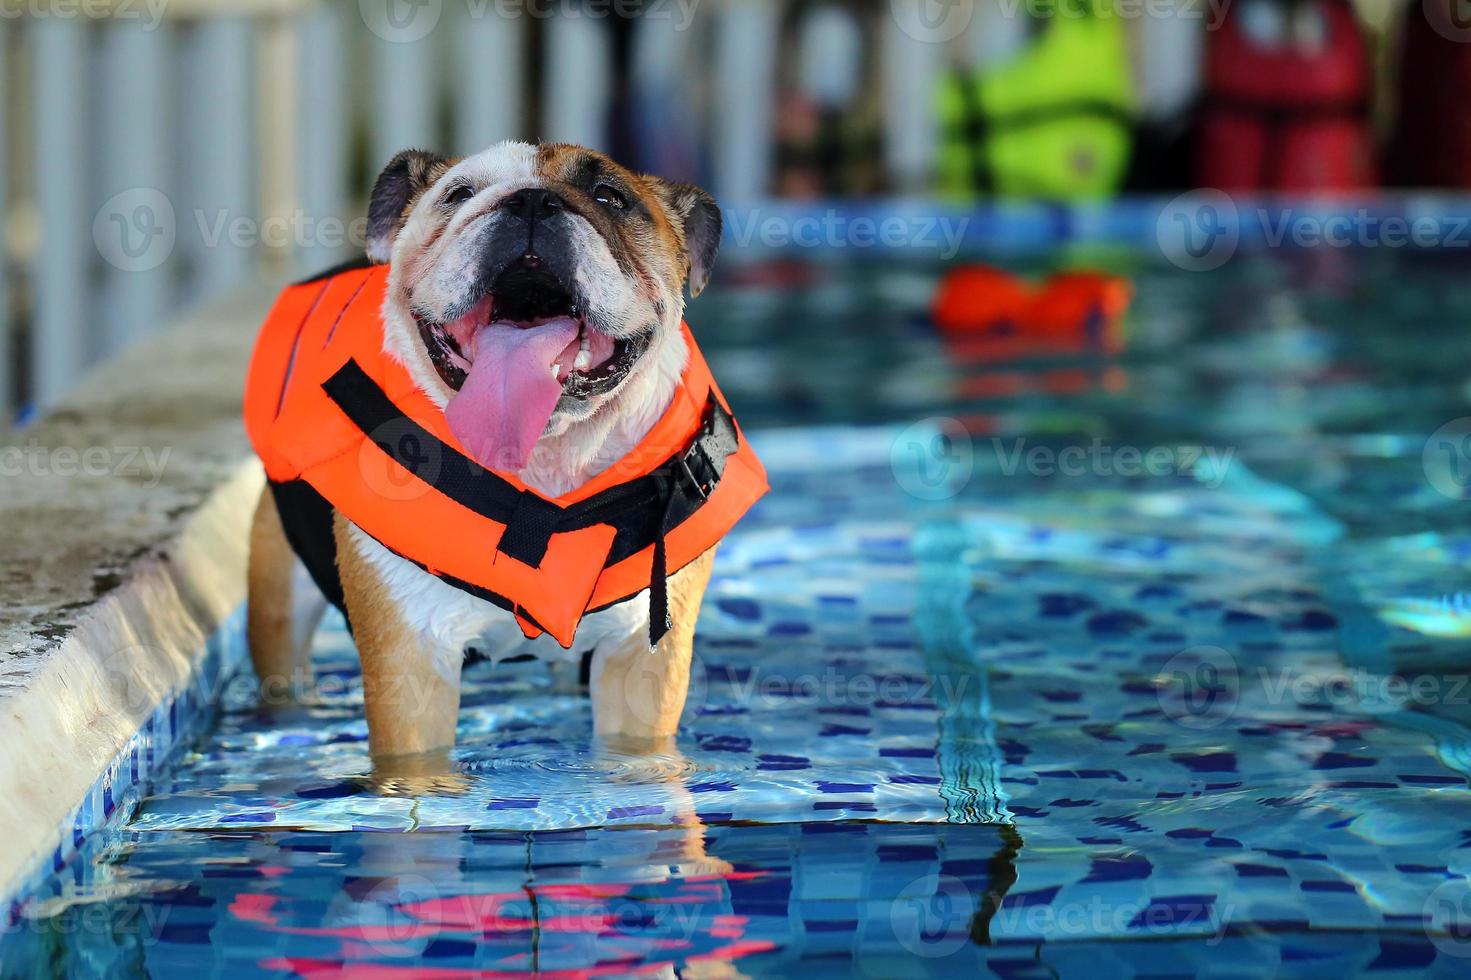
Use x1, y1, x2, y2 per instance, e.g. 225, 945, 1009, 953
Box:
0, 0, 788, 425
0, 0, 1205, 424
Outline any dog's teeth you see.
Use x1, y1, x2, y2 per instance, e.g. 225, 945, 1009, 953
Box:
573, 349, 591, 371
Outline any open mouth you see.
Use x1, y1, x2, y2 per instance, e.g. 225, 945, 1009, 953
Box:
414, 267, 643, 400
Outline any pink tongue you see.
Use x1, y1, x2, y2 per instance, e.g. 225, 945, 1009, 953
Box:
445, 316, 580, 472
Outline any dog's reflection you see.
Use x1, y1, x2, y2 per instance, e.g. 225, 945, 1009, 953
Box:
225, 815, 1019, 974
364, 731, 731, 877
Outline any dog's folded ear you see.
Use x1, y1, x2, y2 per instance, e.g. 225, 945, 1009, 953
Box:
649, 179, 722, 298
366, 149, 455, 264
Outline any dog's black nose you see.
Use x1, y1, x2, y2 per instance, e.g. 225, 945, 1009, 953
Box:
502, 187, 564, 223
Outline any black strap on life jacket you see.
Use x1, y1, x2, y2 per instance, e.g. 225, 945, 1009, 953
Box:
320, 357, 740, 646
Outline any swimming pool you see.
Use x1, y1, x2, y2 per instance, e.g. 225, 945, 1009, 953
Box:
7, 244, 1471, 976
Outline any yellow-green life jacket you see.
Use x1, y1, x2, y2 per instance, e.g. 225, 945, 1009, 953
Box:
936, 0, 1135, 200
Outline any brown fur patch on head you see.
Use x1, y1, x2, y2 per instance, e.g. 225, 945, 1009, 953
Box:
645, 178, 722, 297
534, 144, 721, 301
367, 149, 460, 263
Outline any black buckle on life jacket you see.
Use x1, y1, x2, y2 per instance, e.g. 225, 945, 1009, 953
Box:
496, 490, 563, 568
677, 454, 708, 501
681, 398, 737, 498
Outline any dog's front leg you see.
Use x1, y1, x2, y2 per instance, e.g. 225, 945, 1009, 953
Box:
334, 514, 463, 784
592, 549, 728, 877
590, 548, 715, 747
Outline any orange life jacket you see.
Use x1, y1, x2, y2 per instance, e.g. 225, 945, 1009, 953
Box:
243, 260, 768, 649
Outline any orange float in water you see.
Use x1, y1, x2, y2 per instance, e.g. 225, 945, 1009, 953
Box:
930, 264, 1132, 353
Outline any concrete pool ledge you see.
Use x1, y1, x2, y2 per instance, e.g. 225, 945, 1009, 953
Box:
0, 286, 277, 902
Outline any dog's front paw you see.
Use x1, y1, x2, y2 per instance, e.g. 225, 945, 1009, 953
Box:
366, 750, 470, 798
368, 771, 471, 798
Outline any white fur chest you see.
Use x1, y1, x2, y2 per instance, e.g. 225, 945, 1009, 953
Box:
346, 522, 649, 664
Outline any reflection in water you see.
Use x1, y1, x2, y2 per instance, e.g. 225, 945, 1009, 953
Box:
8, 823, 1023, 975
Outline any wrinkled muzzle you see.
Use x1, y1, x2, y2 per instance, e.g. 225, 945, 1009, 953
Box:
411, 188, 647, 473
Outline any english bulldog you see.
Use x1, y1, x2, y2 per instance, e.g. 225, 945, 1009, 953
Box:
246, 141, 729, 780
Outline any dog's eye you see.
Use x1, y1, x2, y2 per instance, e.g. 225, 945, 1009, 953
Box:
592, 183, 627, 211
443, 184, 475, 208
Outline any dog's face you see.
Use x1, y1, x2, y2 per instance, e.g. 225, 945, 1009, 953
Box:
367, 141, 721, 474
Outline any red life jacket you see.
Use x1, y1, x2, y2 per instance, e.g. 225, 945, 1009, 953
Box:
243, 260, 768, 649
1197, 0, 1374, 192
1388, 0, 1471, 188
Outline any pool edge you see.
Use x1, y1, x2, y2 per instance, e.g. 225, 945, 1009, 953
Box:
0, 460, 262, 905
0, 285, 277, 908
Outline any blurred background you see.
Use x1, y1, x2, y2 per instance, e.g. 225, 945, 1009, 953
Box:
0, 0, 1466, 422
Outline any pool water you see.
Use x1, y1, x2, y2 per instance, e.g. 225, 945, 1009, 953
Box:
9, 248, 1471, 977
